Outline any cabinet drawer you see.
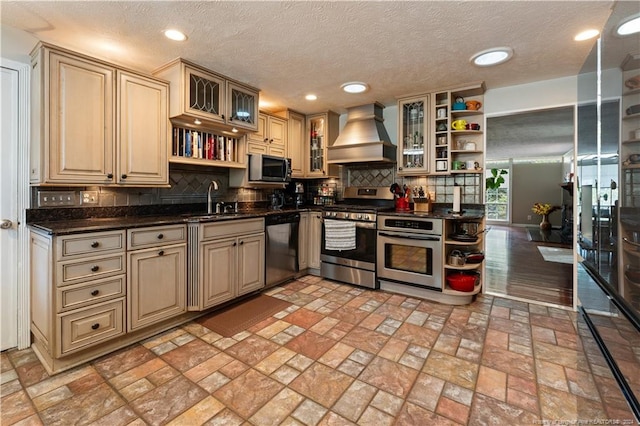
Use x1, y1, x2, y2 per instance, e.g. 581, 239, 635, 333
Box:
128, 225, 187, 250
57, 275, 126, 312
58, 299, 125, 356
57, 254, 126, 286
56, 231, 125, 260
201, 218, 264, 241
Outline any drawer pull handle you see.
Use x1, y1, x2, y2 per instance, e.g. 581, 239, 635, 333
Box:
91, 241, 100, 248
157, 233, 164, 239
121, 174, 127, 179
107, 173, 113, 179
91, 323, 100, 330
158, 250, 165, 256
91, 265, 100, 272
91, 290, 100, 296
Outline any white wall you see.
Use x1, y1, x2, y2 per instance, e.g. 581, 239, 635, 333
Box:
485, 76, 578, 116
1, 25, 38, 63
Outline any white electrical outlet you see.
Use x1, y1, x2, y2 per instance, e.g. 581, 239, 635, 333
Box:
527, 215, 532, 221
81, 191, 99, 205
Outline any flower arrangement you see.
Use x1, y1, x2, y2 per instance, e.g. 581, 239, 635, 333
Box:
531, 203, 559, 216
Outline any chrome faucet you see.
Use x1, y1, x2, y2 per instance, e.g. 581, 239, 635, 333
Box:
207, 180, 219, 214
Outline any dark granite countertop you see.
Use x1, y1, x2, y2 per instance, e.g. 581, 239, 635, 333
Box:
28, 206, 320, 236
382, 208, 485, 220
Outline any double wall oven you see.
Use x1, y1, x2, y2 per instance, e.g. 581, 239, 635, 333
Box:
376, 215, 443, 290
320, 187, 393, 289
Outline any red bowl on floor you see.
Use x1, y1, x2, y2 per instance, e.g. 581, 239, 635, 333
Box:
446, 272, 479, 292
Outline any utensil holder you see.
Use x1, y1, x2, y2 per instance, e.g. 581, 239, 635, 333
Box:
413, 199, 432, 212
395, 197, 410, 211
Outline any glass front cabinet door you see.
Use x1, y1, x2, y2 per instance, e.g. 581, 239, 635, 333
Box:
227, 81, 259, 132
307, 114, 326, 176
397, 96, 429, 175
185, 65, 226, 125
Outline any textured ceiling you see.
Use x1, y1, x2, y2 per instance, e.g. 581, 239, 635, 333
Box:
0, 0, 616, 115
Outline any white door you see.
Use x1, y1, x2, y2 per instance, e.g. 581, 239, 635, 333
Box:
1, 65, 19, 350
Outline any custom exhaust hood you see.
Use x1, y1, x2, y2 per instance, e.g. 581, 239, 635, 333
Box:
327, 102, 396, 164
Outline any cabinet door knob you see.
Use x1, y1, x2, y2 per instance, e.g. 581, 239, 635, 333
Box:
91, 241, 100, 248
264, 138, 269, 143
239, 240, 244, 245
158, 250, 165, 256
107, 173, 114, 179
157, 233, 164, 239
91, 265, 100, 272
121, 174, 127, 179
233, 242, 237, 246
91, 323, 100, 330
221, 114, 225, 120
91, 290, 100, 296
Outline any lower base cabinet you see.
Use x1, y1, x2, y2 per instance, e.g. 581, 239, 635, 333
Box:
190, 218, 265, 310
127, 244, 186, 331
309, 212, 322, 271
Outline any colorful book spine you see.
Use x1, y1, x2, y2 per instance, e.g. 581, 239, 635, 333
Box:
185, 131, 192, 157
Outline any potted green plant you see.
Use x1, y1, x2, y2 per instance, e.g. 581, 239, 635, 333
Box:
486, 168, 508, 190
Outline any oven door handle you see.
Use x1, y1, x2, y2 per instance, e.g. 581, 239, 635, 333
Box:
378, 232, 441, 242
322, 219, 376, 229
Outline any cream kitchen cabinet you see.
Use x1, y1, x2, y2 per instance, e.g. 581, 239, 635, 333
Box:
188, 218, 265, 310
278, 110, 306, 177
308, 211, 323, 272
127, 225, 187, 331
30, 42, 169, 186
153, 58, 259, 133
306, 112, 340, 178
247, 113, 287, 157
298, 212, 309, 271
30, 228, 127, 372
397, 95, 429, 175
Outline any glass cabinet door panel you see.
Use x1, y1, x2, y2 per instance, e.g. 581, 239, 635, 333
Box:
309, 116, 325, 173
399, 98, 427, 173
186, 67, 224, 120
228, 82, 258, 131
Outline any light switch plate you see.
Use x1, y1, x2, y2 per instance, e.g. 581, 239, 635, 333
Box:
38, 191, 77, 207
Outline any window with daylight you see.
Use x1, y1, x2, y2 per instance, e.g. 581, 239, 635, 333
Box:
485, 165, 510, 221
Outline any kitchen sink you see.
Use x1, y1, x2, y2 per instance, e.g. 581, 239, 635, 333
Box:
183, 213, 246, 222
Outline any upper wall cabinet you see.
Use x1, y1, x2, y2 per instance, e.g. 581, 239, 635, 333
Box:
247, 112, 287, 157
153, 59, 259, 133
396, 82, 485, 177
30, 43, 169, 187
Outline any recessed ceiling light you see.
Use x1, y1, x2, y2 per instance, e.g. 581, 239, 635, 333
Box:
164, 29, 187, 41
341, 82, 368, 94
574, 29, 600, 41
305, 94, 317, 101
470, 47, 513, 67
616, 14, 640, 36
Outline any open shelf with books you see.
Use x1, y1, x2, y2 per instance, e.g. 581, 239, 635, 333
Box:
170, 126, 245, 168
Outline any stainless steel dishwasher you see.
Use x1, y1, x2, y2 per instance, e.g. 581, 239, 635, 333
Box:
265, 212, 300, 288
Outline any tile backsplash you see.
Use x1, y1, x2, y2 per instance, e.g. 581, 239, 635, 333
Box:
343, 165, 482, 203
31, 164, 268, 209
32, 164, 483, 209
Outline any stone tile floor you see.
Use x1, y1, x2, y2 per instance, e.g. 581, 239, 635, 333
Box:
1, 275, 637, 425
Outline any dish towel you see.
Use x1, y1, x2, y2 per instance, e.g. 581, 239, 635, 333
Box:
324, 219, 356, 251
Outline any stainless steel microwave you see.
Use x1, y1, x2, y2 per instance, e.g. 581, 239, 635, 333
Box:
248, 153, 292, 182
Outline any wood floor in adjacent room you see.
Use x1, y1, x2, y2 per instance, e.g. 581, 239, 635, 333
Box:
485, 224, 573, 307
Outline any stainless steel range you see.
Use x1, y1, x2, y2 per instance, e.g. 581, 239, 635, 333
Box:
320, 186, 394, 288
